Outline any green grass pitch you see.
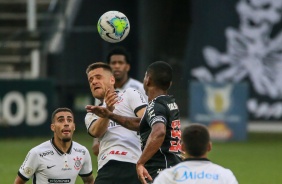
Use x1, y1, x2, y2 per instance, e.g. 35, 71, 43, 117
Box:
1, 131, 282, 183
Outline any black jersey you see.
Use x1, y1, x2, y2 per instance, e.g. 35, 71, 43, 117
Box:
140, 95, 182, 178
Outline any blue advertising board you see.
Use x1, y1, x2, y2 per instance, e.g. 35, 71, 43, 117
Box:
189, 81, 248, 141
0, 80, 55, 137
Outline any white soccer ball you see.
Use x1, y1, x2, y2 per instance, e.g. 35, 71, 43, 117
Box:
97, 11, 130, 43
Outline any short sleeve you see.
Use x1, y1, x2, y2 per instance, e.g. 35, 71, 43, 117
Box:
85, 112, 98, 131
126, 88, 147, 115
18, 149, 39, 180
225, 169, 239, 184
147, 101, 167, 127
79, 148, 93, 177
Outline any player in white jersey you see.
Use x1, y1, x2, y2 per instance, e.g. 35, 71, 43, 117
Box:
14, 107, 94, 184
107, 46, 146, 97
85, 62, 147, 184
153, 124, 238, 184
92, 46, 146, 156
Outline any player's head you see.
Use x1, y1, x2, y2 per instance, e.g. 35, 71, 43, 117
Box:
144, 61, 172, 92
182, 124, 211, 157
107, 46, 130, 82
51, 107, 75, 142
86, 62, 115, 100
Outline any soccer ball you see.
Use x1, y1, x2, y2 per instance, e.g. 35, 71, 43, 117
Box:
97, 11, 130, 43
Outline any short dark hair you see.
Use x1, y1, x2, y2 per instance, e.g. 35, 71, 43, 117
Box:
146, 61, 172, 90
51, 107, 74, 123
182, 124, 210, 157
106, 46, 131, 64
86, 62, 112, 74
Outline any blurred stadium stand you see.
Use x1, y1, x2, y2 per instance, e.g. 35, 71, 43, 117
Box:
0, 0, 280, 133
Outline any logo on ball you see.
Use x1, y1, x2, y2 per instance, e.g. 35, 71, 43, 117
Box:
97, 11, 130, 43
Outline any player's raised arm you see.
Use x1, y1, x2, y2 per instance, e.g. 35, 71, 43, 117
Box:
86, 105, 141, 131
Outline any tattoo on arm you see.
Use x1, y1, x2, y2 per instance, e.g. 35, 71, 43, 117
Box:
109, 113, 140, 131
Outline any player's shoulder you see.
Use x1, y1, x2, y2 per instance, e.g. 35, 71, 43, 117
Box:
123, 88, 147, 103
123, 87, 136, 91
128, 78, 143, 86
29, 140, 52, 155
209, 162, 236, 174
122, 87, 142, 96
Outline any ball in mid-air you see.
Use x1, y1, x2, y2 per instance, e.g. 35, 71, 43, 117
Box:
97, 11, 130, 43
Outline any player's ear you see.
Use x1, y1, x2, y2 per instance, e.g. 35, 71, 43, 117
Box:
51, 123, 55, 132
126, 63, 130, 72
181, 142, 186, 152
110, 75, 115, 85
207, 141, 212, 152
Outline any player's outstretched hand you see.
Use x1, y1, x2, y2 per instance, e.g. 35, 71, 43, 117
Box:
136, 163, 153, 184
85, 105, 111, 118
105, 88, 118, 112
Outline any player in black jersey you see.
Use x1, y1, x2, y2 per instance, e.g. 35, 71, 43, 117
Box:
86, 61, 182, 184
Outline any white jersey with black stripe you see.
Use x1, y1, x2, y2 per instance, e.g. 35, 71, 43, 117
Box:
85, 88, 147, 171
18, 138, 93, 184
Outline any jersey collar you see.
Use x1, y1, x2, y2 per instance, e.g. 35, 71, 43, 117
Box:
183, 158, 210, 162
51, 137, 73, 155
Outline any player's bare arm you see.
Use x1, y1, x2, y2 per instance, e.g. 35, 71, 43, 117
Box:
81, 175, 95, 184
85, 105, 143, 131
136, 122, 166, 183
14, 176, 26, 184
92, 138, 100, 156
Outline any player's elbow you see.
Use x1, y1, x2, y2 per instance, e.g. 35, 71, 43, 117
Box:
88, 127, 106, 138
157, 129, 166, 138
91, 131, 103, 138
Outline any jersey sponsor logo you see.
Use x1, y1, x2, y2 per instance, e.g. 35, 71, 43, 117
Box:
39, 150, 54, 157
167, 102, 178, 111
100, 150, 128, 160
73, 156, 82, 170
109, 150, 128, 155
173, 166, 219, 181
62, 168, 72, 171
47, 165, 56, 169
169, 120, 181, 152
73, 148, 86, 155
48, 179, 71, 183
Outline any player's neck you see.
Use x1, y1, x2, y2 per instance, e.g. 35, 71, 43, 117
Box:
115, 76, 129, 89
147, 87, 167, 102
54, 138, 72, 153
187, 153, 208, 159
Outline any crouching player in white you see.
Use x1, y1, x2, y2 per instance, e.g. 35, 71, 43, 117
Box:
14, 107, 94, 184
153, 124, 238, 184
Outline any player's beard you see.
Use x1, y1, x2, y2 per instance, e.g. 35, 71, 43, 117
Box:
62, 137, 71, 142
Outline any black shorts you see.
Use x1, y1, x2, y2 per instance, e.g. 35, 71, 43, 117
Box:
95, 160, 141, 184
